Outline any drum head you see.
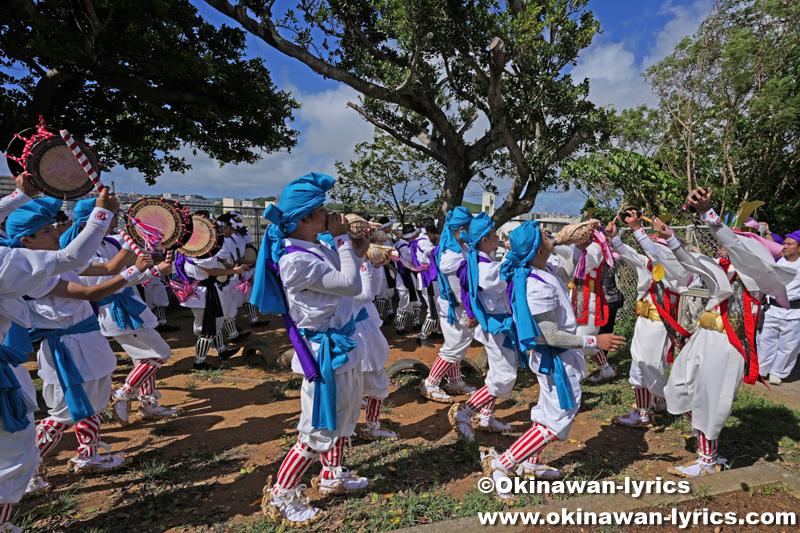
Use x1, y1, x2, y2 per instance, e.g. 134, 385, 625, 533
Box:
126, 198, 185, 250
178, 214, 218, 258
243, 244, 258, 262
215, 259, 229, 284
7, 126, 99, 199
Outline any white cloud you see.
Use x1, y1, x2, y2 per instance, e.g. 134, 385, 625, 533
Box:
572, 0, 713, 112
109, 84, 374, 198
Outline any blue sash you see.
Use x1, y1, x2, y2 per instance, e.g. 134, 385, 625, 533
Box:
0, 326, 31, 433
96, 286, 148, 331
29, 314, 102, 421
300, 316, 357, 431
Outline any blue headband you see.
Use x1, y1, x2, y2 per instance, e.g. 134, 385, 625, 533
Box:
2, 197, 63, 248
436, 207, 474, 324
251, 172, 334, 314
59, 198, 97, 248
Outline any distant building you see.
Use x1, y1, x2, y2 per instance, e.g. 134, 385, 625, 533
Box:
0, 175, 17, 197
222, 197, 242, 214
481, 192, 495, 216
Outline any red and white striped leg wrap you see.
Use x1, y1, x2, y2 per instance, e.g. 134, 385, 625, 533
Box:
425, 356, 453, 386
139, 374, 158, 408
121, 359, 162, 396
365, 396, 383, 424
653, 395, 665, 406
592, 350, 609, 366
445, 361, 463, 384
499, 423, 557, 471
320, 437, 346, 480
75, 414, 103, 458
479, 398, 497, 417
273, 442, 319, 495
634, 387, 652, 417
464, 385, 494, 416
697, 431, 719, 464
685, 411, 693, 421
0, 503, 13, 525
36, 418, 69, 457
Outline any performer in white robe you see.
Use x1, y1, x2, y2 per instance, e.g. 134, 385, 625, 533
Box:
481, 221, 625, 499
252, 173, 372, 526
420, 207, 477, 403
9, 197, 154, 476
658, 188, 793, 476
448, 214, 519, 439
758, 231, 800, 384
569, 232, 617, 383
606, 211, 692, 427
411, 218, 441, 347
354, 257, 396, 440
0, 184, 119, 533
393, 225, 422, 333
216, 214, 251, 344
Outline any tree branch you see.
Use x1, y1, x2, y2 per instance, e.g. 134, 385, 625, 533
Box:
396, 32, 433, 92
346, 102, 445, 164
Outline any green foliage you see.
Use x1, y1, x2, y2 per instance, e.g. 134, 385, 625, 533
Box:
0, 0, 299, 182
332, 129, 444, 224
206, 0, 611, 225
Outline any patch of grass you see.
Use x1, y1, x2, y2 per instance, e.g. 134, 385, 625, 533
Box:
209, 446, 251, 466
184, 377, 197, 390
391, 371, 422, 391
14, 481, 85, 529
138, 459, 172, 483
381, 399, 395, 413
156, 380, 167, 386
284, 375, 303, 390
194, 367, 229, 384
150, 419, 179, 437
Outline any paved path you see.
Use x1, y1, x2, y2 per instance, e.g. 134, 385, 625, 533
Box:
753, 361, 800, 412
397, 464, 800, 533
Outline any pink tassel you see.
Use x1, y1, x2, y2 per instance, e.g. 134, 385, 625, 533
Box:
126, 215, 165, 252
169, 280, 199, 303
233, 280, 249, 294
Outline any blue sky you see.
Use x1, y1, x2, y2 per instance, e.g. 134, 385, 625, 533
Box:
107, 0, 713, 214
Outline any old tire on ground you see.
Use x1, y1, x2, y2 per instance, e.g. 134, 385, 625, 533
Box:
475, 348, 489, 371
385, 358, 430, 380
460, 357, 484, 377
242, 339, 279, 367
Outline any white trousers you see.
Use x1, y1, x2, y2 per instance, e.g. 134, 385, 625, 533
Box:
628, 316, 670, 397
0, 416, 37, 504
113, 327, 172, 364
758, 316, 800, 379
297, 364, 363, 453
362, 368, 390, 400
664, 328, 744, 440
191, 308, 225, 337
435, 297, 474, 363
529, 350, 584, 440
474, 326, 518, 400
142, 278, 169, 308
42, 375, 112, 425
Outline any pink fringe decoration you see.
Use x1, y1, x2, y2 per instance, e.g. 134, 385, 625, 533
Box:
392, 256, 430, 273
169, 280, 199, 303
232, 279, 249, 294
5, 116, 55, 171
126, 215, 165, 252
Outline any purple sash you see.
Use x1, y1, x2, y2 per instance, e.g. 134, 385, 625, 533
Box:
275, 244, 331, 381
506, 271, 550, 309
409, 239, 438, 288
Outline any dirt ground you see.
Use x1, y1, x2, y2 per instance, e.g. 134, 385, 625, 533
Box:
13, 304, 799, 532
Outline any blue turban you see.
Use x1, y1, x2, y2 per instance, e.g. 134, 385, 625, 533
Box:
500, 221, 574, 410
251, 172, 334, 315
1, 197, 64, 248
436, 207, 474, 324
59, 198, 97, 248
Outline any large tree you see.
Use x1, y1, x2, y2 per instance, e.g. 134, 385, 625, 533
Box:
1, 0, 299, 182
203, 0, 610, 225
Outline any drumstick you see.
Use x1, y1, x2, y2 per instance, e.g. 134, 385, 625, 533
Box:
118, 230, 161, 277
59, 129, 104, 193
613, 203, 628, 220
164, 250, 174, 264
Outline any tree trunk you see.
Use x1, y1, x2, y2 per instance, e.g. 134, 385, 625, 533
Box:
435, 146, 471, 227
